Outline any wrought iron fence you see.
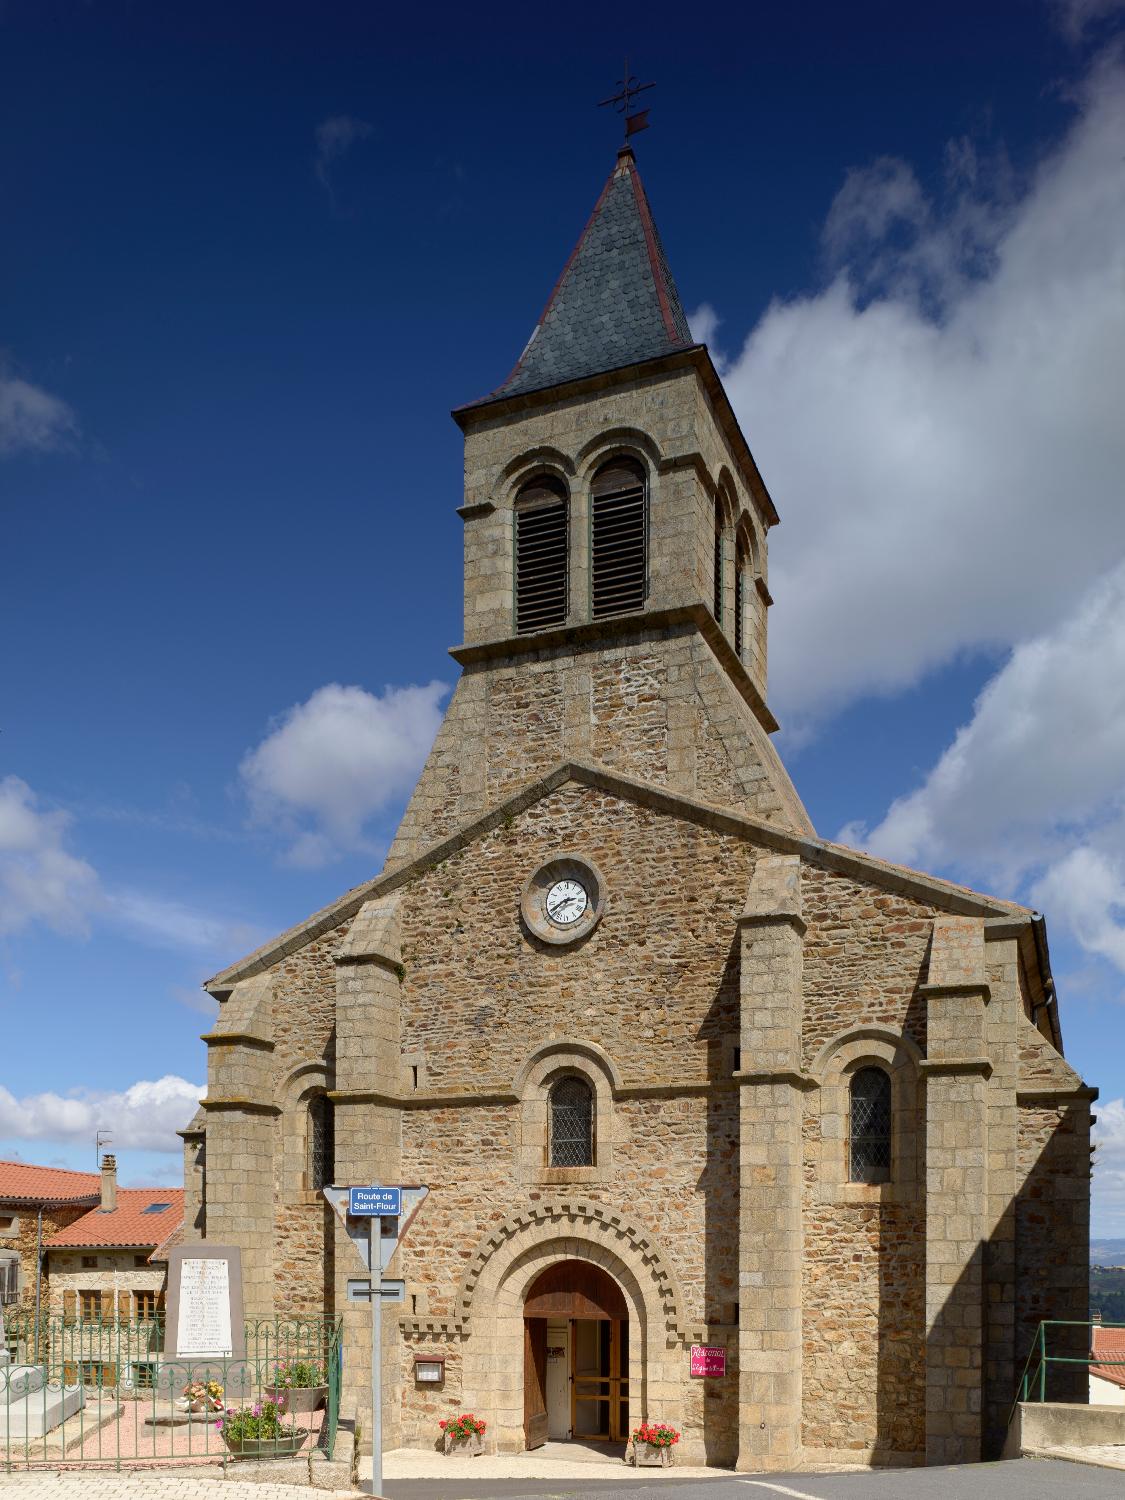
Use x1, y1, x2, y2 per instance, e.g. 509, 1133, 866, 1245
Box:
1, 1311, 342, 1471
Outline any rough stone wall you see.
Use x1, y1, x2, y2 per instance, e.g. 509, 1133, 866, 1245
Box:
801, 868, 932, 1065
1015, 1101, 1092, 1401
801, 1182, 925, 1458
47, 1252, 165, 1315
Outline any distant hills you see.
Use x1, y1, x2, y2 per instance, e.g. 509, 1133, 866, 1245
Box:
1092, 1239, 1125, 1265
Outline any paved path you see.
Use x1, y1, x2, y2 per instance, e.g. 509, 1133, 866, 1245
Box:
3, 1455, 1124, 1499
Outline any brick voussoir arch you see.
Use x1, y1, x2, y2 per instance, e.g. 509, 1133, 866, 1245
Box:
402, 1198, 688, 1342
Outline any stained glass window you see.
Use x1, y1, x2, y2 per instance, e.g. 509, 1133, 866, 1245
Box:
549, 1077, 593, 1167
849, 1066, 892, 1183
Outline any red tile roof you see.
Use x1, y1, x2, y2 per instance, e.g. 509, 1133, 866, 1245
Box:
44, 1188, 185, 1249
0, 1160, 100, 1203
1091, 1325, 1125, 1390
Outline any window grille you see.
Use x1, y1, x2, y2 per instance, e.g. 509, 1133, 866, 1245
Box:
849, 1066, 892, 1183
591, 459, 647, 618
549, 1076, 594, 1167
515, 477, 569, 633
308, 1095, 335, 1191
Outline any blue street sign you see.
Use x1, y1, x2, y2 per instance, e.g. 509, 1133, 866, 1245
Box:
349, 1185, 402, 1218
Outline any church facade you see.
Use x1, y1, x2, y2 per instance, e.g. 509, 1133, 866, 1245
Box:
181, 144, 1094, 1470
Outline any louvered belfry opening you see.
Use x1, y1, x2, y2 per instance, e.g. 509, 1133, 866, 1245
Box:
515, 475, 569, 634
849, 1066, 892, 1184
713, 500, 725, 623
734, 538, 748, 660
590, 457, 647, 619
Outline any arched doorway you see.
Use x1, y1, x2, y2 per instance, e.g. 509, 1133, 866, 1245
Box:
522, 1259, 629, 1449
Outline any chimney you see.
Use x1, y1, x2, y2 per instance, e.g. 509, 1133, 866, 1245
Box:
100, 1154, 117, 1213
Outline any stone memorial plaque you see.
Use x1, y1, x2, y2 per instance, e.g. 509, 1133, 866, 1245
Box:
165, 1243, 245, 1363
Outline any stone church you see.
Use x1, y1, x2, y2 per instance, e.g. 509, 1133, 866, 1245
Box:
181, 144, 1094, 1470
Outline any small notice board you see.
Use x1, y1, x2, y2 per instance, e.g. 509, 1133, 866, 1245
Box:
690, 1344, 727, 1378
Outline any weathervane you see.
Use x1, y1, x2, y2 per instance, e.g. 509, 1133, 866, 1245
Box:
598, 60, 654, 142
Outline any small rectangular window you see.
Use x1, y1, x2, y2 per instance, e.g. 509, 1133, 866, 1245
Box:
81, 1255, 98, 1269
133, 1289, 157, 1319
79, 1289, 100, 1320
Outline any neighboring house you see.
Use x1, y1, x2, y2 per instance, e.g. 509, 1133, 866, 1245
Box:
0, 1159, 100, 1319
1090, 1322, 1125, 1404
42, 1156, 184, 1388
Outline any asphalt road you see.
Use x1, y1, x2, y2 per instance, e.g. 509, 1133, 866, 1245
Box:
380, 1457, 1122, 1500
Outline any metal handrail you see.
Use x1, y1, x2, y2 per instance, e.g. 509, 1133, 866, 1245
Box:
1010, 1318, 1125, 1428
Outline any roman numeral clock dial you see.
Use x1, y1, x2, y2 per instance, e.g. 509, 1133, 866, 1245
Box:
521, 856, 606, 945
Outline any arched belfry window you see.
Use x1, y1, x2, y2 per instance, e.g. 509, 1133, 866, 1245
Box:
515, 475, 569, 634
849, 1067, 891, 1184
734, 533, 749, 661
549, 1076, 594, 1167
590, 457, 647, 618
713, 498, 726, 624
307, 1094, 335, 1191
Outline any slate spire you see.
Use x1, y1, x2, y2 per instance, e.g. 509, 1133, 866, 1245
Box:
487, 144, 695, 402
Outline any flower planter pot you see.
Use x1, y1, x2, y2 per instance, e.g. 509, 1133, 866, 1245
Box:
631, 1441, 673, 1467
222, 1429, 309, 1459
442, 1431, 483, 1456
264, 1384, 327, 1414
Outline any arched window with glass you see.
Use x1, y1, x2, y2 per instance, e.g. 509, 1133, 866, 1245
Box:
549, 1076, 594, 1167
514, 475, 569, 634
307, 1094, 335, 1191
590, 457, 647, 618
849, 1066, 892, 1184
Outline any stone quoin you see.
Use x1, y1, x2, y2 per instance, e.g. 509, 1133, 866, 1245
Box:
182, 141, 1095, 1470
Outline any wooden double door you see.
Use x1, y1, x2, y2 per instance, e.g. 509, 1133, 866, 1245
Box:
522, 1259, 630, 1449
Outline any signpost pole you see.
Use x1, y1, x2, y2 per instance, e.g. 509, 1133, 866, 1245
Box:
369, 1217, 382, 1500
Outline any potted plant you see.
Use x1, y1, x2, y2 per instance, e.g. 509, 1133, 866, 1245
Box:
439, 1413, 487, 1456
216, 1398, 308, 1459
182, 1379, 224, 1414
629, 1421, 680, 1467
264, 1358, 328, 1413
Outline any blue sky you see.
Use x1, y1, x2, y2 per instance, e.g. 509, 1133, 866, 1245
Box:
2, 1, 1125, 1228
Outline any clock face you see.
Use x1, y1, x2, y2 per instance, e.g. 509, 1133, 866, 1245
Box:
545, 878, 588, 926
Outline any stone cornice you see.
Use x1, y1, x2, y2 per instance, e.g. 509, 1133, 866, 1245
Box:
198, 1098, 281, 1116
331, 1078, 733, 1110
737, 910, 807, 936
1016, 1085, 1099, 1105
199, 1031, 275, 1051
449, 602, 778, 735
919, 1057, 993, 1079
334, 951, 402, 974
919, 982, 992, 1003
754, 575, 773, 606
734, 1068, 819, 1092
457, 500, 495, 520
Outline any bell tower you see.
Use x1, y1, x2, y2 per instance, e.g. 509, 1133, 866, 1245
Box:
385, 144, 811, 869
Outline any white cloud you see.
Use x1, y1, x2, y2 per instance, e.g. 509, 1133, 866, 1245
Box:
0, 363, 77, 456
0, 1075, 203, 1155
0, 774, 261, 960
0, 776, 99, 937
314, 114, 373, 192
1052, 0, 1125, 42
843, 561, 1125, 970
714, 54, 1125, 736
240, 680, 448, 866
1093, 1097, 1125, 1235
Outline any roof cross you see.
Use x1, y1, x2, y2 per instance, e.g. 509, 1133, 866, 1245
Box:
598, 60, 655, 142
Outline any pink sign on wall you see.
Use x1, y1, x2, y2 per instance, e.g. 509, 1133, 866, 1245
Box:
689, 1344, 727, 1378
